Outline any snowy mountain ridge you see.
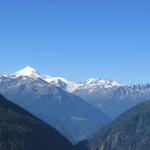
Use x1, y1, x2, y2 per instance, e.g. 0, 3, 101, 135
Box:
2, 66, 150, 119
4, 66, 122, 89
3, 66, 150, 98
3, 66, 150, 96
0, 66, 111, 143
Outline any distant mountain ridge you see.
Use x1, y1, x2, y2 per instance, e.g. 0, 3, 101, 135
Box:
0, 66, 110, 143
4, 66, 150, 119
71, 79, 150, 118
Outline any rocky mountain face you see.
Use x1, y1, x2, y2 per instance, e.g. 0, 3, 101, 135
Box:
84, 100, 150, 150
0, 94, 74, 150
0, 66, 110, 143
70, 78, 150, 118
43, 74, 150, 119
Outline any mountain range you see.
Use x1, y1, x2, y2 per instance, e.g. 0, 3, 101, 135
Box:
26, 68, 150, 119
6, 66, 150, 119
1, 80, 150, 150
0, 66, 110, 143
70, 79, 150, 118
1, 66, 150, 149
1, 66, 150, 143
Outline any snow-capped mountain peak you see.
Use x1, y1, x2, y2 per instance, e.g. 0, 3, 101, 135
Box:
80, 78, 121, 88
4, 66, 75, 88
10, 66, 40, 78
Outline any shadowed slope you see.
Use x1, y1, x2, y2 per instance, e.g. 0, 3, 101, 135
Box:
0, 94, 74, 150
84, 100, 150, 150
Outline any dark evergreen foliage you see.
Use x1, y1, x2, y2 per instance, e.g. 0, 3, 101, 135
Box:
0, 94, 74, 150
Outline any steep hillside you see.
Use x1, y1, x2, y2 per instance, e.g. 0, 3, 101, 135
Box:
0, 94, 74, 150
86, 100, 150, 150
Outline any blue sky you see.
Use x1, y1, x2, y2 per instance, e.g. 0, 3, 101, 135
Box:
0, 0, 150, 84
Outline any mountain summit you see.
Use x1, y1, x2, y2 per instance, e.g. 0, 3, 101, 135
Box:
10, 66, 40, 78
